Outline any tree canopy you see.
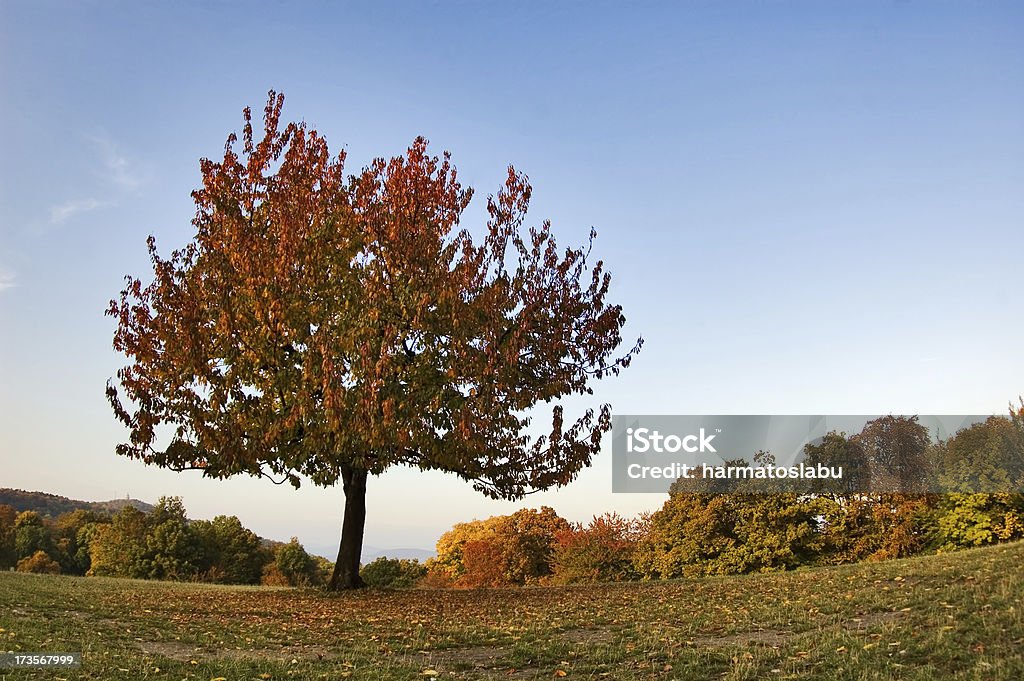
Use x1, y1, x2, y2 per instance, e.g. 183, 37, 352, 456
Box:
106, 91, 640, 588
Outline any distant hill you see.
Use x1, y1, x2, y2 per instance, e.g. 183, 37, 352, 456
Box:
364, 547, 436, 562
1, 488, 435, 563
0, 488, 154, 518
307, 543, 436, 564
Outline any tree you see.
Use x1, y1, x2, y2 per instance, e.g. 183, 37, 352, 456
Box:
88, 506, 149, 578
930, 411, 1024, 550
802, 431, 871, 497
13, 511, 50, 560
73, 522, 105, 575
818, 493, 934, 562
52, 509, 109, 575
459, 538, 508, 587
269, 537, 321, 587
191, 515, 265, 584
934, 415, 1024, 494
106, 91, 640, 589
633, 493, 738, 579
0, 504, 18, 569
143, 496, 199, 580
854, 415, 933, 493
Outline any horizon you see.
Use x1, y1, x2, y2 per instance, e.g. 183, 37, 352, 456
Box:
2, 2, 1022, 561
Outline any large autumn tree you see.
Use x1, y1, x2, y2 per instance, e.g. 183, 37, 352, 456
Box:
107, 91, 641, 589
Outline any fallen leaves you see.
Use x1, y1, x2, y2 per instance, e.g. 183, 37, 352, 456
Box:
1, 539, 1022, 680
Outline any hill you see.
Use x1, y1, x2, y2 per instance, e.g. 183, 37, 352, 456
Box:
363, 546, 436, 562
0, 538, 1020, 679
0, 488, 153, 518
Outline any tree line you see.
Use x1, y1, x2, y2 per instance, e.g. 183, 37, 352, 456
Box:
420, 410, 1023, 587
0, 497, 326, 586
5, 408, 1020, 589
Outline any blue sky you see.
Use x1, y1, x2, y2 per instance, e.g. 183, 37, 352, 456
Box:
1, 1, 1022, 558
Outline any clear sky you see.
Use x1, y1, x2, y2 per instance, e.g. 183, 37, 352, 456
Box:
1, 1, 1022, 559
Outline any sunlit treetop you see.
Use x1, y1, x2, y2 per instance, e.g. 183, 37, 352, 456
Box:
107, 90, 641, 500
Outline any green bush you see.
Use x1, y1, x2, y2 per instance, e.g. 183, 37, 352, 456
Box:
360, 556, 427, 589
272, 538, 322, 587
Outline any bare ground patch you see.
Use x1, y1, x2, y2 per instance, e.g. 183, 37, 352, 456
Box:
135, 639, 201, 661
416, 644, 511, 669
407, 645, 548, 679
560, 626, 617, 645
688, 629, 795, 649
845, 610, 907, 630
135, 639, 336, 663
686, 610, 909, 649
215, 644, 336, 662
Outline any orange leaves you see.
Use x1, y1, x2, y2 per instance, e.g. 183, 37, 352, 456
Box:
108, 91, 639, 559
430, 508, 571, 588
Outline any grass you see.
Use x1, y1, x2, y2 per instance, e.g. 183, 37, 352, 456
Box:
1, 541, 1022, 680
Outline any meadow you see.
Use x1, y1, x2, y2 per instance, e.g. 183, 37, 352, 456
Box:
1, 541, 1021, 680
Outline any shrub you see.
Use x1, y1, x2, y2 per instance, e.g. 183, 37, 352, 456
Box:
17, 550, 61, 574
360, 557, 427, 589
459, 539, 507, 587
551, 513, 645, 584
634, 493, 824, 579
433, 507, 570, 587
260, 563, 291, 586
932, 493, 1024, 551
417, 567, 456, 589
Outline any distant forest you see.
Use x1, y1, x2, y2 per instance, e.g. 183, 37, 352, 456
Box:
0, 488, 153, 518
0, 493, 328, 587
3, 409, 1022, 590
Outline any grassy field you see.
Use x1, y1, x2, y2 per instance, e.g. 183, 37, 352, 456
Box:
1, 542, 1021, 680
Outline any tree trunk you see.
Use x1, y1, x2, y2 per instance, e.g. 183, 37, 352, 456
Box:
328, 465, 368, 590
